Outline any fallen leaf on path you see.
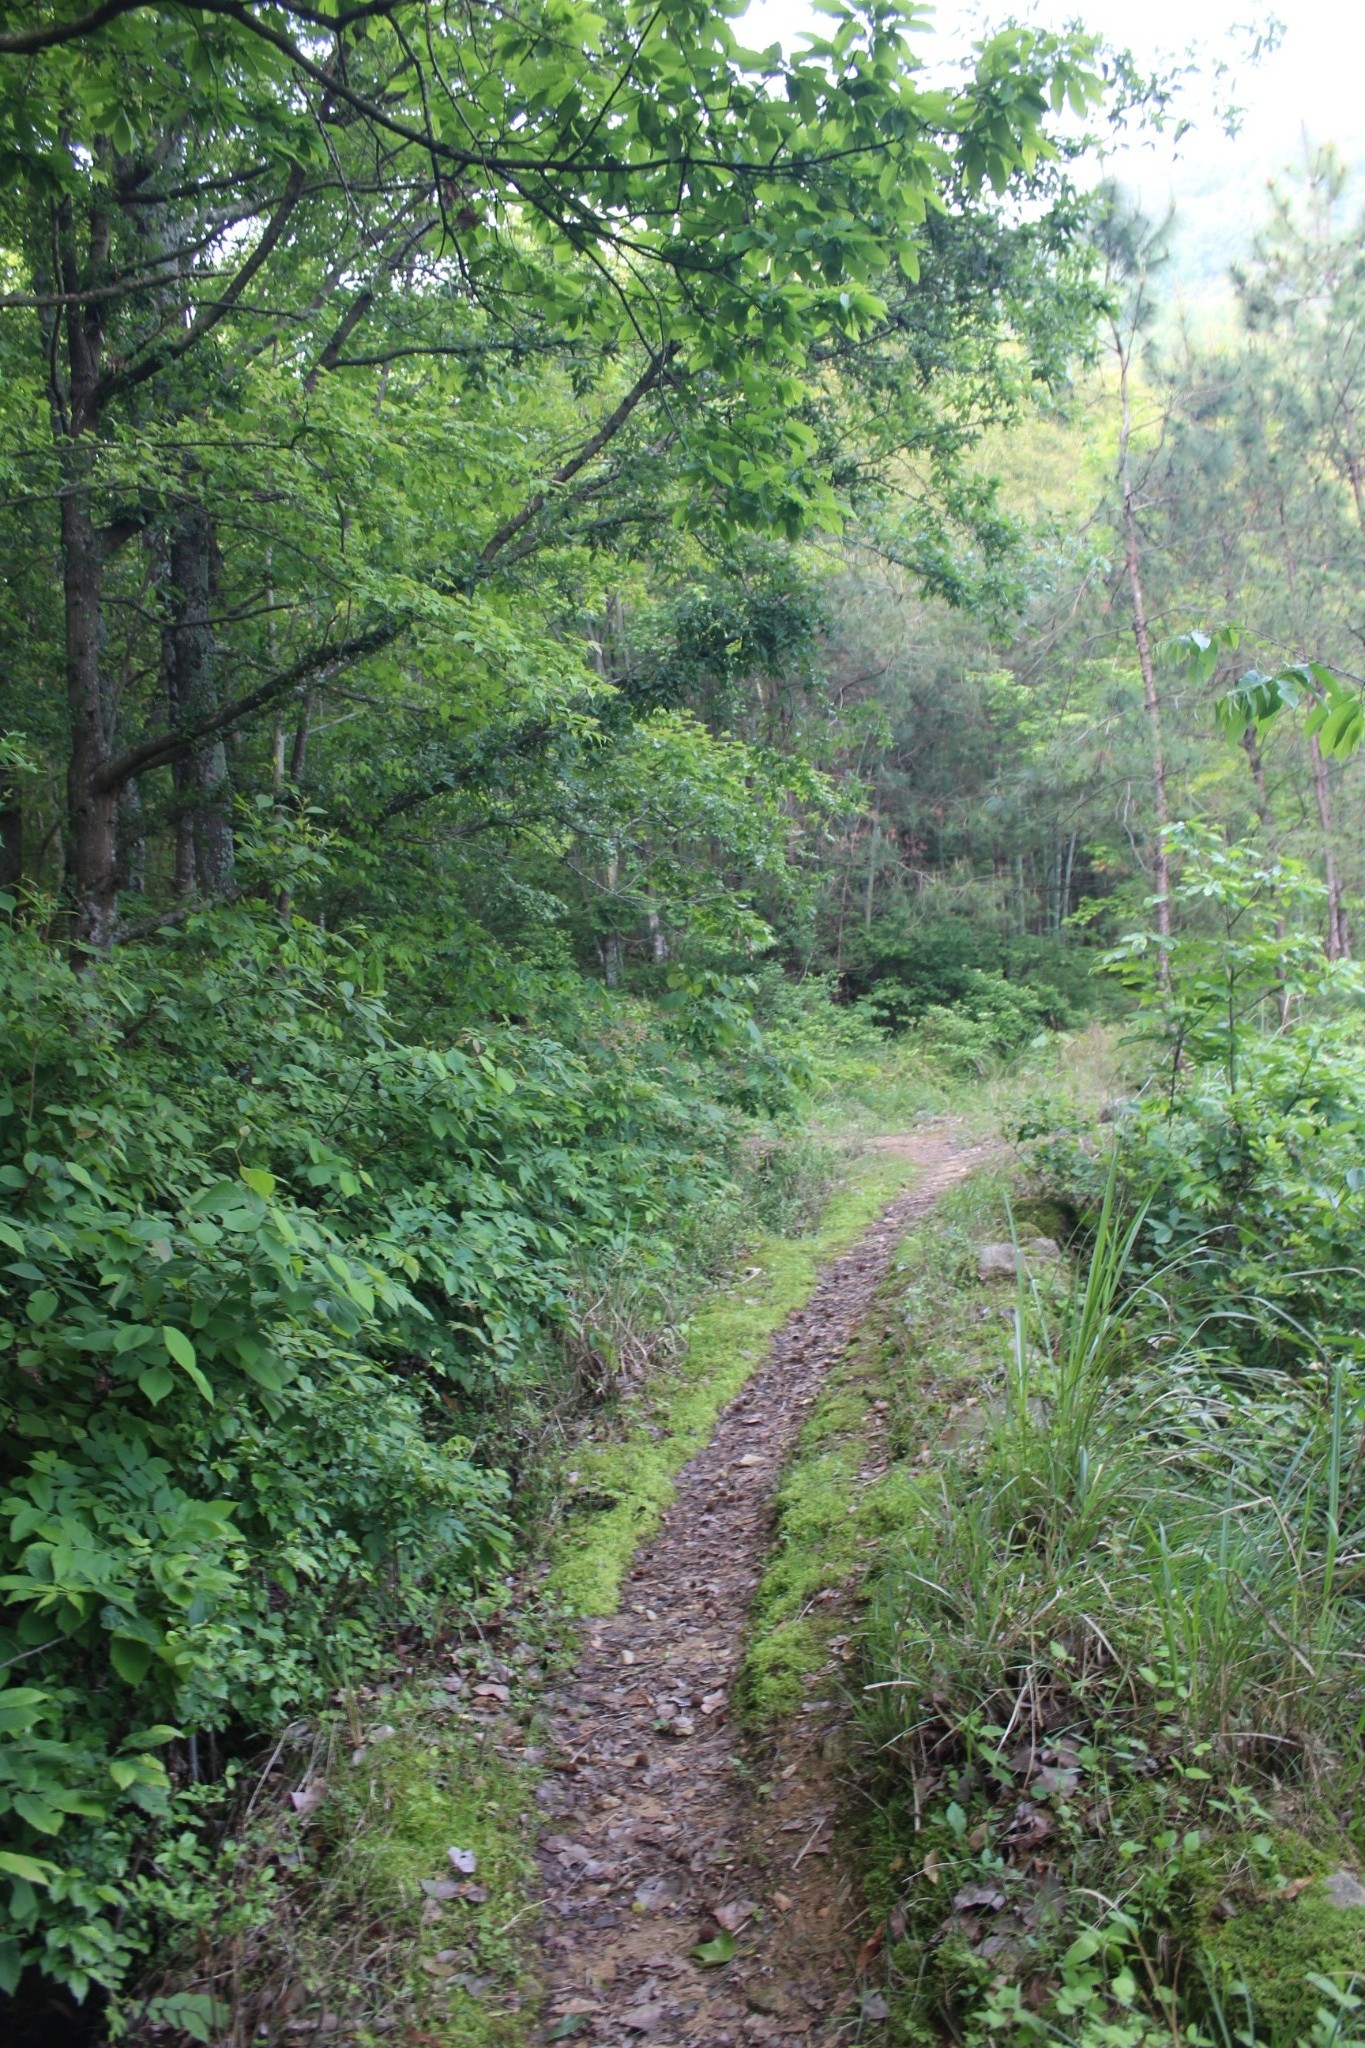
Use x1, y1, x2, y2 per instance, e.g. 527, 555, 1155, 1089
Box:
447, 1845, 478, 1875
691, 1930, 737, 1966
712, 1899, 755, 1933
860, 1990, 891, 2021
1032, 1765, 1079, 1799
622, 2002, 666, 2030
700, 1690, 726, 1716
473, 1681, 510, 1703
546, 2020, 588, 2041
419, 1878, 462, 1901
289, 1778, 326, 1816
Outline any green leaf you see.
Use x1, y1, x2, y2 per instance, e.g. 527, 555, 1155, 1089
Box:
690, 1931, 736, 1966
138, 1364, 176, 1406
110, 1635, 154, 1684
26, 1290, 58, 1326
242, 1354, 287, 1393
0, 1851, 57, 1888
239, 1165, 276, 1200
12, 1791, 62, 1834
163, 1327, 213, 1402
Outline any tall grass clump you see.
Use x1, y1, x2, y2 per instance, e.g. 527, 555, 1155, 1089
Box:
857, 1170, 1365, 2043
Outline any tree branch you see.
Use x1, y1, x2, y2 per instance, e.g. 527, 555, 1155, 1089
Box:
91, 621, 402, 793
479, 342, 678, 565
88, 161, 308, 415
0, 0, 149, 52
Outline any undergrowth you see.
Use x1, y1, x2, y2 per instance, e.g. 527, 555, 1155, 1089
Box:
852, 1166, 1365, 2045
123, 1652, 545, 2048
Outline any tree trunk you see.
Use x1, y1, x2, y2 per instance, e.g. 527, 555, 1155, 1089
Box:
63, 480, 119, 951
115, 776, 145, 896
164, 505, 233, 897
53, 187, 121, 952
1118, 356, 1171, 963
1308, 731, 1348, 959
0, 779, 21, 891
1060, 828, 1078, 935
1276, 495, 1348, 958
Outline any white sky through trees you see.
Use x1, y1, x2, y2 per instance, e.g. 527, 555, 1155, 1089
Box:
741, 2, 1365, 293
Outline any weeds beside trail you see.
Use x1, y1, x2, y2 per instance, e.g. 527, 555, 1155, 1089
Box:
847, 1163, 1365, 2045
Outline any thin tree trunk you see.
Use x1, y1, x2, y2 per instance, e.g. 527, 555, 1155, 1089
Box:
602, 843, 621, 987
115, 776, 145, 896
288, 692, 313, 784
1060, 828, 1078, 935
63, 480, 119, 951
1277, 495, 1348, 958
164, 505, 233, 897
1118, 347, 1171, 963
0, 779, 21, 891
53, 183, 120, 952
1240, 725, 1290, 1021
1309, 732, 1347, 959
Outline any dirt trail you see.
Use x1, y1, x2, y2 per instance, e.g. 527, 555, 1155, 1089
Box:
533, 1127, 990, 2045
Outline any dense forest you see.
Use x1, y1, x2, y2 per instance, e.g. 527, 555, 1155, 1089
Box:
3, 3, 1365, 2044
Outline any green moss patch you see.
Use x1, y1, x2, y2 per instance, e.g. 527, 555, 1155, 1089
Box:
739, 1168, 1007, 1728
543, 1148, 925, 1616
1194, 1835, 1365, 2036
306, 1692, 542, 2048
739, 1349, 928, 1725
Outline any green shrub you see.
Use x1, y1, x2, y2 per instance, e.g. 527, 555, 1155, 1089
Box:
860, 966, 1053, 1069
0, 879, 788, 2004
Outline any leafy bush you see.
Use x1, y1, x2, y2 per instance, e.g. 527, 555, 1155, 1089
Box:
839, 912, 1092, 1033
1033, 830, 1365, 1373
0, 874, 789, 2005
860, 966, 1053, 1069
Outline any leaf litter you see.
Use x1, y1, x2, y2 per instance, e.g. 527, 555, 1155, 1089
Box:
532, 1131, 987, 2043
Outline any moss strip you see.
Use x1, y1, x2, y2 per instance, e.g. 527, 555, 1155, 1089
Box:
542, 1149, 924, 1616
738, 1166, 1007, 1726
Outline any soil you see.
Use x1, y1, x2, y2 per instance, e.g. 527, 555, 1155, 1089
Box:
532, 1127, 991, 2045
